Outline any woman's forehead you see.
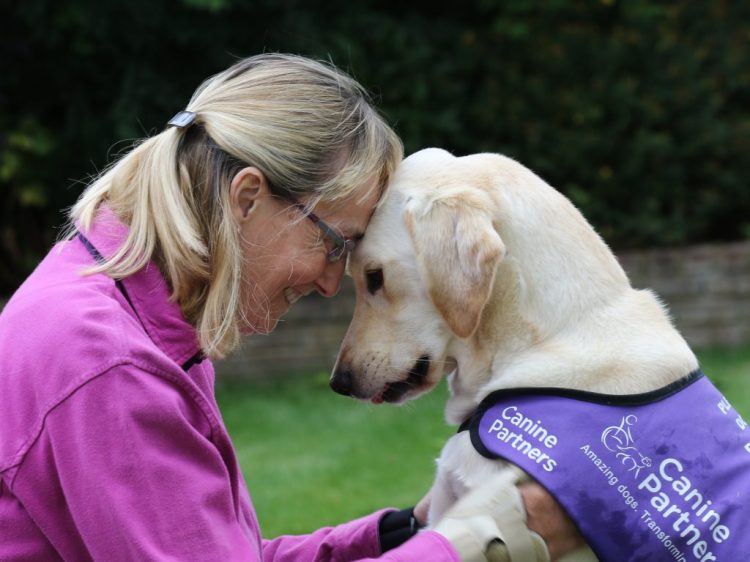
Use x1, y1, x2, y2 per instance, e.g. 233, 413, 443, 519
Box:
321, 186, 381, 238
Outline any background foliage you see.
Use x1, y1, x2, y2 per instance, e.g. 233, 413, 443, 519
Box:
3, 0, 749, 295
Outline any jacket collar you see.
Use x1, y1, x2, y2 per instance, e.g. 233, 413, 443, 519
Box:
77, 206, 204, 369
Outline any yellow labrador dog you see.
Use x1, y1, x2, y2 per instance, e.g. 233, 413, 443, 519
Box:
332, 148, 703, 560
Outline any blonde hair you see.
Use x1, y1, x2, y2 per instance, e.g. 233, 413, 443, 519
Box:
69, 53, 403, 358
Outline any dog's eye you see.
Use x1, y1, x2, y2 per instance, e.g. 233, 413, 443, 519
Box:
366, 269, 384, 294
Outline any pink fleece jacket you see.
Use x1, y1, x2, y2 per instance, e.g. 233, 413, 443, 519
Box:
0, 209, 459, 562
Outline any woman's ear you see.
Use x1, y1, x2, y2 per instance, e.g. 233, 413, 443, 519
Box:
230, 167, 269, 223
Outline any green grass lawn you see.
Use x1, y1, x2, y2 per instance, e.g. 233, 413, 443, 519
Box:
216, 346, 750, 538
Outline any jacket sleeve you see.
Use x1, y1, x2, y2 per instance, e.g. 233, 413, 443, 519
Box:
11, 364, 263, 562
262, 511, 461, 562
13, 362, 461, 562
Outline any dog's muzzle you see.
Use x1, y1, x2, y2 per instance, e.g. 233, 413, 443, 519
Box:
330, 355, 432, 403
378, 354, 431, 403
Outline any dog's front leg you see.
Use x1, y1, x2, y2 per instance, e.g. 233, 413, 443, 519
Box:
427, 434, 474, 526
427, 433, 496, 526
426, 456, 464, 527
428, 434, 600, 561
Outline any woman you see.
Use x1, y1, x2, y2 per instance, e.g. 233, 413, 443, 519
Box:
0, 54, 579, 561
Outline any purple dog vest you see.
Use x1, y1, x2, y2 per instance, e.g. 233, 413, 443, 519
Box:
462, 371, 749, 561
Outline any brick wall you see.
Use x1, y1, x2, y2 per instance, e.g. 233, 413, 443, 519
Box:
618, 241, 750, 349
215, 241, 750, 380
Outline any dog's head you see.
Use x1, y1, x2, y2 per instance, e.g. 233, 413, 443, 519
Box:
332, 148, 674, 405
331, 148, 506, 403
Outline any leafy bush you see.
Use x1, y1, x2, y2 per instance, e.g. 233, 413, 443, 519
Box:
3, 1, 749, 294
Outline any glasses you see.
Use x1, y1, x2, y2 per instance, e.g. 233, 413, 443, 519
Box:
290, 201, 356, 263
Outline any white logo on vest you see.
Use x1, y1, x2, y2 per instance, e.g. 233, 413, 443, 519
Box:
601, 414, 652, 478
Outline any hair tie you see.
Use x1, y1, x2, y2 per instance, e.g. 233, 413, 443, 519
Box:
166, 111, 197, 129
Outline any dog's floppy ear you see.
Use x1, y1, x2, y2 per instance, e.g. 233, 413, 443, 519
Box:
405, 188, 505, 338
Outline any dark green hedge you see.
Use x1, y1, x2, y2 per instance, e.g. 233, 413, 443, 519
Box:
3, 1, 749, 294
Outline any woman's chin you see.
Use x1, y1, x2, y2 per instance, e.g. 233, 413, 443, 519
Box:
239, 295, 294, 335
239, 315, 281, 335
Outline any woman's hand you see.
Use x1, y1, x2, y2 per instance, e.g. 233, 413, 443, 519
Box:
421, 477, 584, 561
431, 470, 548, 562
519, 482, 585, 561
413, 491, 431, 527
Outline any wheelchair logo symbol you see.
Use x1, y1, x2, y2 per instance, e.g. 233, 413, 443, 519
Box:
601, 415, 652, 477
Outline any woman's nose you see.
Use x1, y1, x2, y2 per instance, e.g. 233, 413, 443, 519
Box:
314, 259, 346, 298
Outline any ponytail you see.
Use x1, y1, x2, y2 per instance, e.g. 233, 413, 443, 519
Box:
68, 53, 402, 358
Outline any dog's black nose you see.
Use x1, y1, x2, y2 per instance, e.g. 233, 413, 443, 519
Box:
330, 369, 353, 396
